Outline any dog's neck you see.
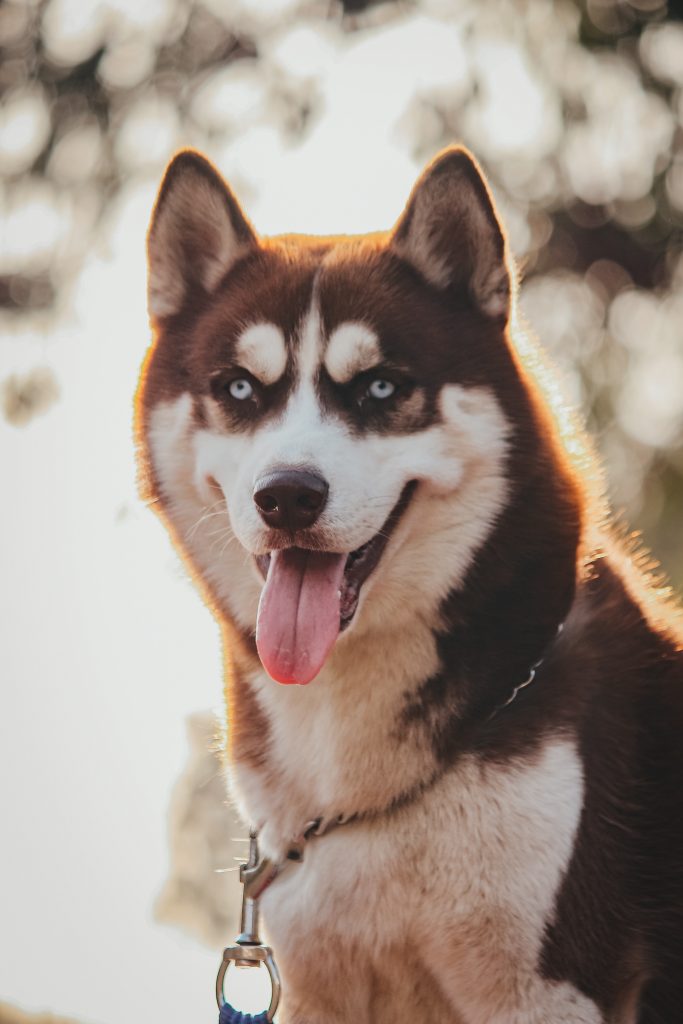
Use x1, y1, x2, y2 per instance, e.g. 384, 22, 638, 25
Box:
403, 426, 582, 729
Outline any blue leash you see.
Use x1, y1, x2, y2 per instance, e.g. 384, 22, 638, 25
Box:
219, 1002, 269, 1024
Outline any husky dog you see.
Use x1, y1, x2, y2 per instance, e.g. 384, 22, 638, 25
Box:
137, 146, 683, 1023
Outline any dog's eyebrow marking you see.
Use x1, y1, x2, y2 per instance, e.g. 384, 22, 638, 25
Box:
324, 322, 381, 383
235, 323, 288, 384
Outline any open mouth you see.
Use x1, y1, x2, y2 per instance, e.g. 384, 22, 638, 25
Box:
254, 481, 416, 686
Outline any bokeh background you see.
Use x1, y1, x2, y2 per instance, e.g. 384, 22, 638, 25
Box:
2, 0, 682, 1022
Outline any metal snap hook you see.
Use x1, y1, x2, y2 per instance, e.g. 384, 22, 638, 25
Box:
215, 832, 281, 1021
216, 943, 281, 1022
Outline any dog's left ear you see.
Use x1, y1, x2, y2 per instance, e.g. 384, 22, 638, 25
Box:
147, 150, 257, 320
391, 147, 510, 320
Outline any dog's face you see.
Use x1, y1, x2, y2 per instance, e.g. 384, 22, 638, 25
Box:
139, 148, 520, 686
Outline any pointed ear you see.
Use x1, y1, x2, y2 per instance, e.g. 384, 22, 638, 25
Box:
147, 150, 257, 320
390, 147, 511, 320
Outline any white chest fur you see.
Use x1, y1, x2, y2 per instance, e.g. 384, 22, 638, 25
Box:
233, 623, 443, 858
239, 739, 601, 1024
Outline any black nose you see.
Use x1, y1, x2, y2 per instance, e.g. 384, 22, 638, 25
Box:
253, 469, 329, 531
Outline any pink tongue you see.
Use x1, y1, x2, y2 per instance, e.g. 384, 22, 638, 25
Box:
256, 549, 347, 685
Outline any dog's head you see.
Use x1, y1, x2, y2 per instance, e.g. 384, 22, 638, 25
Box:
138, 147, 527, 686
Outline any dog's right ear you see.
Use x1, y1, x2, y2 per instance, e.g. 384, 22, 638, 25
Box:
391, 147, 510, 321
147, 150, 257, 320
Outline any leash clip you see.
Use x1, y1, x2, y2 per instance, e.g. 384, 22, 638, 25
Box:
216, 831, 281, 1022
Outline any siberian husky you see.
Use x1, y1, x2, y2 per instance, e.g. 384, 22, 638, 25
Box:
137, 146, 683, 1023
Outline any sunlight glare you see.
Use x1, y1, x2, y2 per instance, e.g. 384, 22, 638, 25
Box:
465, 40, 560, 158
42, 0, 107, 65
0, 88, 52, 175
0, 181, 70, 273
562, 58, 673, 203
99, 37, 157, 90
48, 121, 103, 184
191, 60, 266, 133
270, 23, 338, 81
115, 94, 180, 169
640, 22, 683, 86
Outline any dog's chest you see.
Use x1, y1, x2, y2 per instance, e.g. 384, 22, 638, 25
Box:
256, 739, 585, 1022
242, 634, 443, 849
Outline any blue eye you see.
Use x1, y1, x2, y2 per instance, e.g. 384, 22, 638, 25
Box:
368, 379, 395, 400
229, 379, 254, 401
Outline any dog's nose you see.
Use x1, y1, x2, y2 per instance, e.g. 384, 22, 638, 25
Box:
253, 469, 329, 531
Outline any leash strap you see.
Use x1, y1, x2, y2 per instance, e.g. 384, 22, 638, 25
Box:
219, 1003, 269, 1024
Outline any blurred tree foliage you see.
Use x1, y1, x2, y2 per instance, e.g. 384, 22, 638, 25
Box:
0, 1003, 78, 1024
1, 0, 682, 582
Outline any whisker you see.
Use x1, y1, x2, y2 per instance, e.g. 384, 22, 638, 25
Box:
187, 498, 228, 541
